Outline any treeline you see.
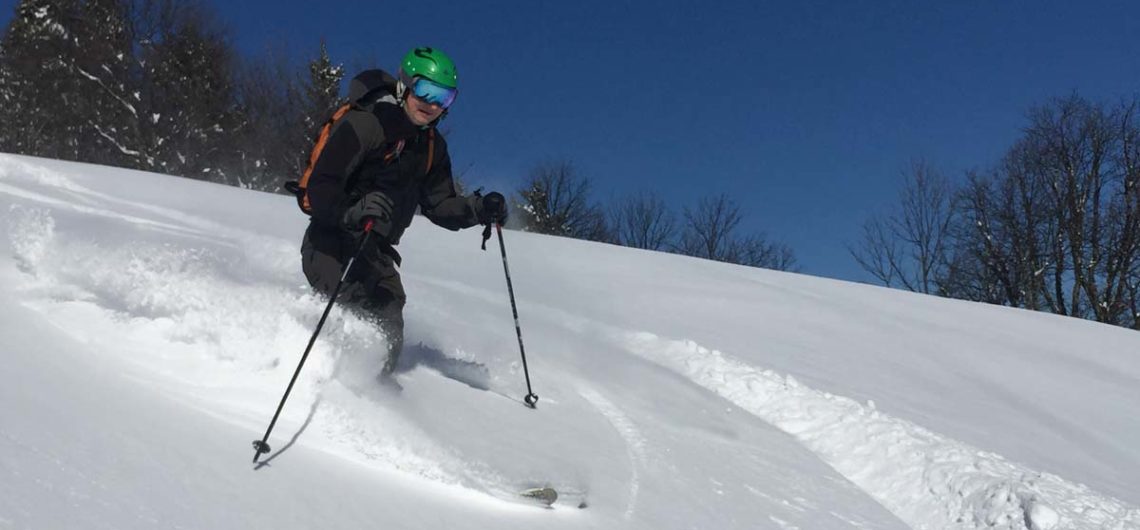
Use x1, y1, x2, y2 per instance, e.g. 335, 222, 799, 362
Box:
0, 0, 800, 272
6, 2, 1136, 322
853, 94, 1140, 330
513, 160, 797, 270
0, 0, 344, 190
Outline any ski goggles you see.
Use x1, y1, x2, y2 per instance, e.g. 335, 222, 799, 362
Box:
410, 77, 458, 109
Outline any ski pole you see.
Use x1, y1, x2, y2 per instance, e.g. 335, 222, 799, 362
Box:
489, 221, 539, 408
251, 219, 375, 463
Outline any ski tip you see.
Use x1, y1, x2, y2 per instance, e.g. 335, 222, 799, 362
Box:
518, 487, 558, 506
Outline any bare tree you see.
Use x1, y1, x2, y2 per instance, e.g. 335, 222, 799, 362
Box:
678, 193, 743, 260
1108, 98, 1140, 329
851, 160, 955, 294
516, 160, 611, 241
850, 215, 905, 287
949, 94, 1140, 328
1024, 95, 1137, 323
611, 191, 676, 250
678, 193, 797, 271
945, 167, 1050, 309
736, 234, 798, 271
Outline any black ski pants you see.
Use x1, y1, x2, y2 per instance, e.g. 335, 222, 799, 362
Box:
301, 223, 406, 373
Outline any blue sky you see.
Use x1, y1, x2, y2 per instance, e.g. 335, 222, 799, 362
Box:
3, 1, 1138, 282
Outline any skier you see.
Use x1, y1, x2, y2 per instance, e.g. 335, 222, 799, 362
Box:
300, 47, 508, 377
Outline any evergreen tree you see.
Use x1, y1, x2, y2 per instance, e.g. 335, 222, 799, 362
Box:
297, 40, 344, 178
137, 4, 238, 180
0, 0, 83, 159
69, 0, 137, 167
302, 40, 344, 133
0, 22, 14, 151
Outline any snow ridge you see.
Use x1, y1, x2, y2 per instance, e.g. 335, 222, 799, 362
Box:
623, 331, 1140, 530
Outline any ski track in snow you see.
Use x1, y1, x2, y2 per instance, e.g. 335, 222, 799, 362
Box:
622, 331, 1140, 530
578, 385, 647, 519
0, 180, 221, 244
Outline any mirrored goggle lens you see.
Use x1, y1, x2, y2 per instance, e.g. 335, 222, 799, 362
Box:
412, 78, 457, 108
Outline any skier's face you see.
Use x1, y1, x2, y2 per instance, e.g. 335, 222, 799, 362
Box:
404, 92, 444, 126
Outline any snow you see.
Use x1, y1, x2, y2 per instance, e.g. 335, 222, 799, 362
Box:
1, 153, 1138, 529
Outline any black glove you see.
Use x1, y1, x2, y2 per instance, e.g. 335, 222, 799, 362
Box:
342, 191, 395, 236
476, 191, 508, 225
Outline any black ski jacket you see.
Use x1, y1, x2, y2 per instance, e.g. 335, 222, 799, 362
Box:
306, 95, 479, 248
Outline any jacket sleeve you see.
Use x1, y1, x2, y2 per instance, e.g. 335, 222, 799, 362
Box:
419, 146, 480, 231
306, 110, 384, 228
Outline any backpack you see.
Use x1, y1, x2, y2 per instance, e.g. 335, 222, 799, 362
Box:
284, 69, 436, 215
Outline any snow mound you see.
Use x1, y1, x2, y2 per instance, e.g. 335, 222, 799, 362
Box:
624, 331, 1140, 529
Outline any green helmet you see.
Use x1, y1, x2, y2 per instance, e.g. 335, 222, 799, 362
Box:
399, 47, 458, 89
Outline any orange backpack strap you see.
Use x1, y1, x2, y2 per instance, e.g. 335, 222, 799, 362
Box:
286, 106, 438, 215
287, 69, 402, 216
289, 104, 353, 214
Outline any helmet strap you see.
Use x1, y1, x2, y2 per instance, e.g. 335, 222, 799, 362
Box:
395, 79, 408, 106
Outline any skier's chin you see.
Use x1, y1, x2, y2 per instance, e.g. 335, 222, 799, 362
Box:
407, 106, 440, 126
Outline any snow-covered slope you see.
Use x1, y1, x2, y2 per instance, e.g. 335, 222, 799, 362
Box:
1, 153, 1137, 530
